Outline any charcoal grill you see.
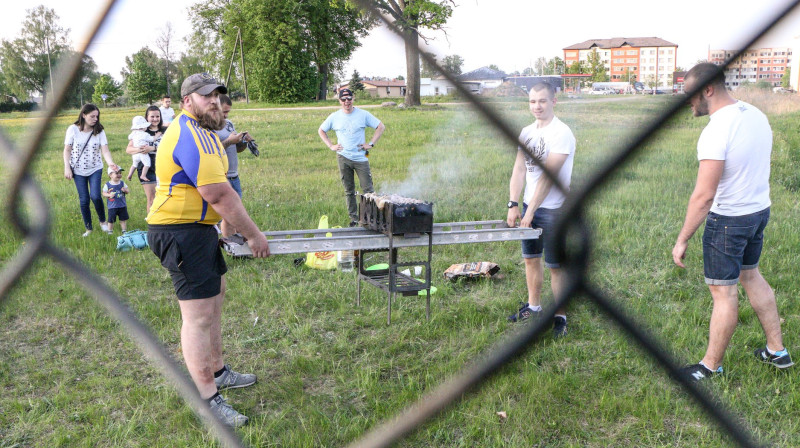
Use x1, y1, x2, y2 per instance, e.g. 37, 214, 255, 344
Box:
357, 193, 434, 324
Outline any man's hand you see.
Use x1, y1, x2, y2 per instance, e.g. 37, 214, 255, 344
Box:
64, 165, 73, 180
520, 210, 534, 228
329, 143, 343, 152
247, 233, 271, 258
672, 240, 688, 268
506, 207, 520, 228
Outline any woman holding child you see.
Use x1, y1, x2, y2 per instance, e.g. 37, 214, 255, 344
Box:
126, 105, 166, 213
63, 103, 118, 236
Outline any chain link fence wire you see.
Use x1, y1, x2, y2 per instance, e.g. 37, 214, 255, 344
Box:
1, 1, 798, 447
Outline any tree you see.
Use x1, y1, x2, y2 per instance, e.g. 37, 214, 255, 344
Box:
0, 6, 70, 107
397, 75, 405, 80
187, 0, 372, 103
487, 64, 501, 72
442, 54, 463, 75
92, 74, 122, 106
566, 60, 585, 74
587, 49, 609, 82
155, 22, 176, 97
349, 70, 365, 93
534, 57, 547, 75
372, 1, 456, 107
64, 52, 100, 108
420, 52, 438, 77
546, 57, 565, 75
122, 48, 162, 105
522, 67, 534, 76
622, 67, 637, 84
782, 67, 791, 89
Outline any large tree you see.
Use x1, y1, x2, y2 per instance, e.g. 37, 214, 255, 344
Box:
0, 6, 70, 107
122, 48, 163, 105
441, 54, 463, 75
371, 0, 456, 107
587, 48, 609, 82
187, 0, 372, 103
92, 74, 122, 106
63, 52, 100, 108
155, 22, 177, 97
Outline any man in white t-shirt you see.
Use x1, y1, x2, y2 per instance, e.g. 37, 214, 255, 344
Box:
506, 82, 575, 338
673, 63, 792, 382
159, 94, 175, 125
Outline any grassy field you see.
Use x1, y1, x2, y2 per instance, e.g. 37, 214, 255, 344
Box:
2, 93, 800, 447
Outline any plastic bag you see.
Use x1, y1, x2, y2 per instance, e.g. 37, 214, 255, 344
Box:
305, 216, 337, 270
443, 262, 499, 281
116, 230, 149, 252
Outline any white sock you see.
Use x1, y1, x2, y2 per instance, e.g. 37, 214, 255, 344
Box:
554, 314, 566, 322
528, 305, 542, 312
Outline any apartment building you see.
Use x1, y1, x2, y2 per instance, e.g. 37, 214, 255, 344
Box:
563, 37, 678, 87
708, 47, 792, 89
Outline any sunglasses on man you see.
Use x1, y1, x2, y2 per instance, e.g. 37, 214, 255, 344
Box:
340, 97, 353, 102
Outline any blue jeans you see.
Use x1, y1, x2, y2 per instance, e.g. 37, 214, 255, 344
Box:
520, 205, 563, 268
73, 169, 106, 230
228, 176, 243, 198
702, 207, 769, 286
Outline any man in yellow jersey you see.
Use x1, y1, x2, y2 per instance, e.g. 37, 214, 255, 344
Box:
146, 73, 270, 428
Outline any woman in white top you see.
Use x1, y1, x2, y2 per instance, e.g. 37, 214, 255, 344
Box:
63, 104, 118, 236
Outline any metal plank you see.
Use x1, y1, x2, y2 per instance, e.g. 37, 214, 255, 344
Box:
221, 221, 541, 257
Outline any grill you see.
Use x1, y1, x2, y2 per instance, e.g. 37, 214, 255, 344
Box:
359, 193, 434, 235
357, 193, 434, 323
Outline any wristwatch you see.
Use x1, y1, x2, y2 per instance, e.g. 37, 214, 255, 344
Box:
507, 201, 518, 208
368, 141, 375, 147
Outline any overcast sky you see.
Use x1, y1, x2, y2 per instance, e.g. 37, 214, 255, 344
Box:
1, 0, 799, 82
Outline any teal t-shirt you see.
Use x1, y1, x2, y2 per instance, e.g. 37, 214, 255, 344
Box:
320, 107, 381, 162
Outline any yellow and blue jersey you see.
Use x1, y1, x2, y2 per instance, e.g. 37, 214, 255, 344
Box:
147, 110, 229, 225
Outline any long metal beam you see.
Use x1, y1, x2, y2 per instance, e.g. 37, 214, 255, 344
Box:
221, 220, 541, 257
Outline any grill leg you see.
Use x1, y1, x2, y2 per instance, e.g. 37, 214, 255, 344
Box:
387, 291, 392, 325
356, 251, 362, 307
425, 289, 430, 321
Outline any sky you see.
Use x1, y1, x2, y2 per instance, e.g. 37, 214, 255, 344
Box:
1, 0, 799, 82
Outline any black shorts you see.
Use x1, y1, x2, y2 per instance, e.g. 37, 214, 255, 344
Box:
137, 153, 157, 185
108, 207, 129, 223
147, 223, 227, 300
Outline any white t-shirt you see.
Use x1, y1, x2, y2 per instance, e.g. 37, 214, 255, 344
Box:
160, 106, 175, 125
519, 116, 576, 209
64, 124, 109, 176
697, 101, 771, 216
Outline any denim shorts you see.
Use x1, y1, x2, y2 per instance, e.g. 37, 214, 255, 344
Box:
228, 176, 243, 198
702, 207, 769, 286
520, 204, 563, 268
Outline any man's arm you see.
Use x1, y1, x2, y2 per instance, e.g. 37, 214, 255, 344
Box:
672, 159, 724, 268
318, 128, 342, 151
520, 153, 568, 228
197, 182, 270, 258
366, 122, 386, 147
507, 150, 527, 227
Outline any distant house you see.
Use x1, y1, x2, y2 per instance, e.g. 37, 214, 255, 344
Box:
420, 77, 457, 96
340, 79, 406, 98
457, 67, 507, 94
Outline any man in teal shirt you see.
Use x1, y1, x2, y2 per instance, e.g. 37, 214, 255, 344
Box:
318, 88, 386, 226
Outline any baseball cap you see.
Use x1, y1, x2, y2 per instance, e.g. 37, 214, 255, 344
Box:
338, 88, 353, 99
131, 115, 149, 130
181, 73, 228, 97
108, 166, 122, 175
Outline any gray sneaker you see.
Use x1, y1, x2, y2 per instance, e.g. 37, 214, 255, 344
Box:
215, 364, 257, 390
209, 394, 249, 428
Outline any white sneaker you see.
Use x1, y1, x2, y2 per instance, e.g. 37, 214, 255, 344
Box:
82, 230, 92, 237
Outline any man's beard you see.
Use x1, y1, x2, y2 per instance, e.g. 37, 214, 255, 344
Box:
191, 102, 225, 130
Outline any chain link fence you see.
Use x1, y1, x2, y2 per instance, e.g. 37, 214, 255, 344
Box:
2, 1, 799, 447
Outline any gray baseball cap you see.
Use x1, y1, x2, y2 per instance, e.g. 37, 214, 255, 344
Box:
180, 73, 228, 97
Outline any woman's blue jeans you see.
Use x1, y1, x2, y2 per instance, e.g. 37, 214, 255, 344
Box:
73, 169, 106, 230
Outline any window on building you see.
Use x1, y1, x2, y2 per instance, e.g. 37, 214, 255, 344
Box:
627, 50, 637, 55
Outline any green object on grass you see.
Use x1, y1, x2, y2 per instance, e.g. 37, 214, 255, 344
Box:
365, 263, 389, 271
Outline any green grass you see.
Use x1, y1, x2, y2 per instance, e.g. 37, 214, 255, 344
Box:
2, 95, 800, 446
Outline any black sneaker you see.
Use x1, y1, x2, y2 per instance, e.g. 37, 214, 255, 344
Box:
754, 347, 794, 369
680, 363, 723, 382
552, 316, 567, 339
507, 302, 539, 323
349, 220, 359, 227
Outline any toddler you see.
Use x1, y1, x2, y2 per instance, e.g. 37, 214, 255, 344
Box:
103, 166, 130, 234
126, 115, 154, 181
